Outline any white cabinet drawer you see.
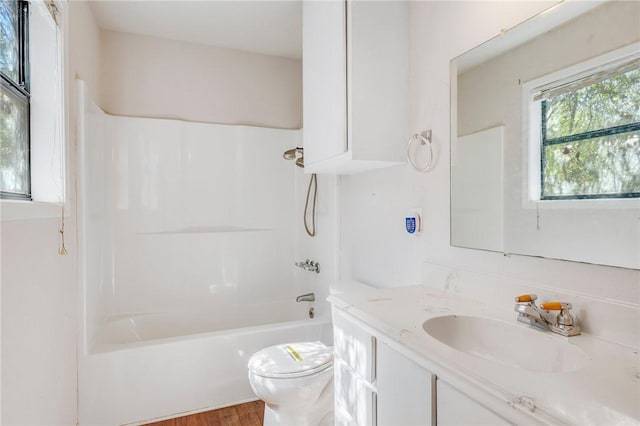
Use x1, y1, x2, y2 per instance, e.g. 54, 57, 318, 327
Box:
335, 358, 377, 426
333, 308, 377, 382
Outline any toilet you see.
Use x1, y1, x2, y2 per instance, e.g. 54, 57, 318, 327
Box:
248, 341, 334, 426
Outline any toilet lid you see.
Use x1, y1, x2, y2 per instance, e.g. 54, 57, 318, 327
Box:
248, 341, 333, 379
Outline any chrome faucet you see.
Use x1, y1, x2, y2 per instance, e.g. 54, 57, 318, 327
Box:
514, 294, 580, 337
296, 292, 315, 302
295, 259, 320, 273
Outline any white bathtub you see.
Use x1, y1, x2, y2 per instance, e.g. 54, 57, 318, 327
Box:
96, 300, 314, 347
79, 309, 332, 425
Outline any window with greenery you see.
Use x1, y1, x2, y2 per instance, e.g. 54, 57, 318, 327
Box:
0, 0, 30, 200
540, 61, 640, 200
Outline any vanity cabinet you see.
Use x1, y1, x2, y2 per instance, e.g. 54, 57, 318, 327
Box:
436, 380, 510, 426
333, 308, 433, 426
333, 306, 519, 426
302, 0, 409, 174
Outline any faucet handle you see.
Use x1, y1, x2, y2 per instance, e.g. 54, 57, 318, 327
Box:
541, 302, 579, 334
515, 294, 537, 303
541, 302, 575, 326
540, 302, 572, 311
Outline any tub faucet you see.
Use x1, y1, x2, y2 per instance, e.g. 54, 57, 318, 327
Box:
296, 292, 315, 302
514, 294, 580, 337
295, 259, 320, 273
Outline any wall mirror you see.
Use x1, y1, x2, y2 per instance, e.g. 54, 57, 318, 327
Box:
450, 0, 640, 269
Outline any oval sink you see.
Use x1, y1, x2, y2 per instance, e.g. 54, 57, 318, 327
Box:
423, 315, 590, 373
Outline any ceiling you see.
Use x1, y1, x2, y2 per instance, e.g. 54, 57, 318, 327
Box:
89, 1, 302, 59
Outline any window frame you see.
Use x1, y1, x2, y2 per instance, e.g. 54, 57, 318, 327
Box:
0, 0, 31, 200
539, 75, 640, 201
522, 43, 640, 205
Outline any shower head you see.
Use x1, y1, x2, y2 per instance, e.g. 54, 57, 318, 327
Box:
283, 147, 303, 160
283, 147, 304, 168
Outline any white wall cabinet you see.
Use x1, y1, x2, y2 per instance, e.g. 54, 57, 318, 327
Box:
302, 0, 409, 174
436, 380, 510, 426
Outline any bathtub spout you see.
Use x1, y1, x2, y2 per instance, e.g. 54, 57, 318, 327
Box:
296, 293, 315, 302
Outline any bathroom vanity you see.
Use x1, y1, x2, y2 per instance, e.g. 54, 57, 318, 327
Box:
329, 282, 640, 425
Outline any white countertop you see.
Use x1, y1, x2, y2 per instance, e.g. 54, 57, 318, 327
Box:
328, 283, 640, 425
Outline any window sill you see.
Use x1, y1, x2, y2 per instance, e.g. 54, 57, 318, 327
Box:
0, 199, 64, 221
524, 197, 640, 210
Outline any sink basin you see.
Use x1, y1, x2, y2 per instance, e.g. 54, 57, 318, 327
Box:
423, 315, 590, 373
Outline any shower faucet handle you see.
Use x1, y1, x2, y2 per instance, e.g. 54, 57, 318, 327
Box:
295, 259, 320, 273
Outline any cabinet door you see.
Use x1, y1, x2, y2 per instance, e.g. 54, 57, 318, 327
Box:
333, 308, 376, 382
377, 341, 433, 426
302, 0, 347, 166
348, 0, 409, 163
437, 380, 511, 426
335, 359, 377, 426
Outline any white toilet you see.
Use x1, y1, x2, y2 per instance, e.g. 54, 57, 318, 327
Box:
248, 341, 334, 426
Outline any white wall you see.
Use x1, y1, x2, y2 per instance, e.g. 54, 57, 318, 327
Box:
100, 30, 302, 129
340, 1, 639, 322
0, 1, 101, 424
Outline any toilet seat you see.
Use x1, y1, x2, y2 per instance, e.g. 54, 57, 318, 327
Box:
248, 341, 333, 379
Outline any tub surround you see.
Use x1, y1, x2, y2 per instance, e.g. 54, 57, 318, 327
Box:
77, 81, 335, 347
76, 81, 338, 425
329, 280, 640, 425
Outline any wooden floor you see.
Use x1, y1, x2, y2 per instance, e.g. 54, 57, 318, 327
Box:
146, 401, 264, 426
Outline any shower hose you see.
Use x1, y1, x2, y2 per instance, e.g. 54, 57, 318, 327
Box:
304, 174, 317, 237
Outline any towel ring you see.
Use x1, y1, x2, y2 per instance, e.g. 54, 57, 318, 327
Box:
407, 130, 434, 172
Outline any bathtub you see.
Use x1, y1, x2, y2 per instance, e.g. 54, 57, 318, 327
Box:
96, 300, 316, 348
79, 306, 332, 425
